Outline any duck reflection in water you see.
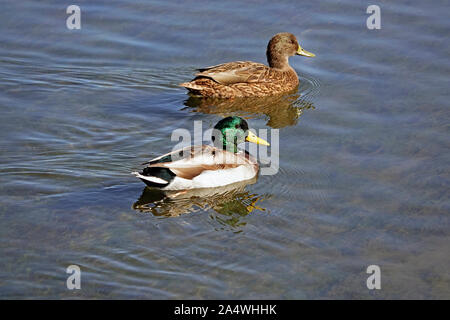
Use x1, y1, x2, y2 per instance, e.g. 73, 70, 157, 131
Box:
182, 89, 314, 129
132, 178, 267, 229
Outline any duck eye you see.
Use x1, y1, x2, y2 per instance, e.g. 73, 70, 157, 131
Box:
235, 124, 240, 129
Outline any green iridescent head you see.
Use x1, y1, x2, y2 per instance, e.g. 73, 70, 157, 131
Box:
212, 116, 269, 153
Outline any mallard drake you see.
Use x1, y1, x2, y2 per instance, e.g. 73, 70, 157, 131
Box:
132, 116, 269, 190
180, 32, 315, 98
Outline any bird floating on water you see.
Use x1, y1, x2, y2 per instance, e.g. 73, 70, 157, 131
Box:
132, 116, 270, 190
180, 32, 315, 98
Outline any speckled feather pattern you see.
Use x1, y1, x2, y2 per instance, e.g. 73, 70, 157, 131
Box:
180, 33, 303, 98
181, 62, 299, 98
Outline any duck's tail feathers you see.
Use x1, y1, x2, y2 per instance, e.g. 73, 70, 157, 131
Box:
179, 81, 203, 91
132, 167, 176, 188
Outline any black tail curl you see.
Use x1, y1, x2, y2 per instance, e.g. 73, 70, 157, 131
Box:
140, 167, 176, 188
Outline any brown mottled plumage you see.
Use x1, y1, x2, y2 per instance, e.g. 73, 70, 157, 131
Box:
180, 33, 315, 98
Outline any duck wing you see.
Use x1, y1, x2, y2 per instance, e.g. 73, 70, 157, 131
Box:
142, 145, 249, 180
196, 61, 272, 85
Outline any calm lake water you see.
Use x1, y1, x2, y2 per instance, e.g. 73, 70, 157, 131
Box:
0, 0, 449, 299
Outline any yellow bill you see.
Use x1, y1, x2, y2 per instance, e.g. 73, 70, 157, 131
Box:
246, 131, 270, 146
296, 46, 315, 57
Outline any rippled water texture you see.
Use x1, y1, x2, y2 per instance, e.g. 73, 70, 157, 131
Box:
0, 0, 449, 299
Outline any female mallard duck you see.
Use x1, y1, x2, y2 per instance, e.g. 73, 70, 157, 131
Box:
180, 32, 315, 98
132, 116, 269, 190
